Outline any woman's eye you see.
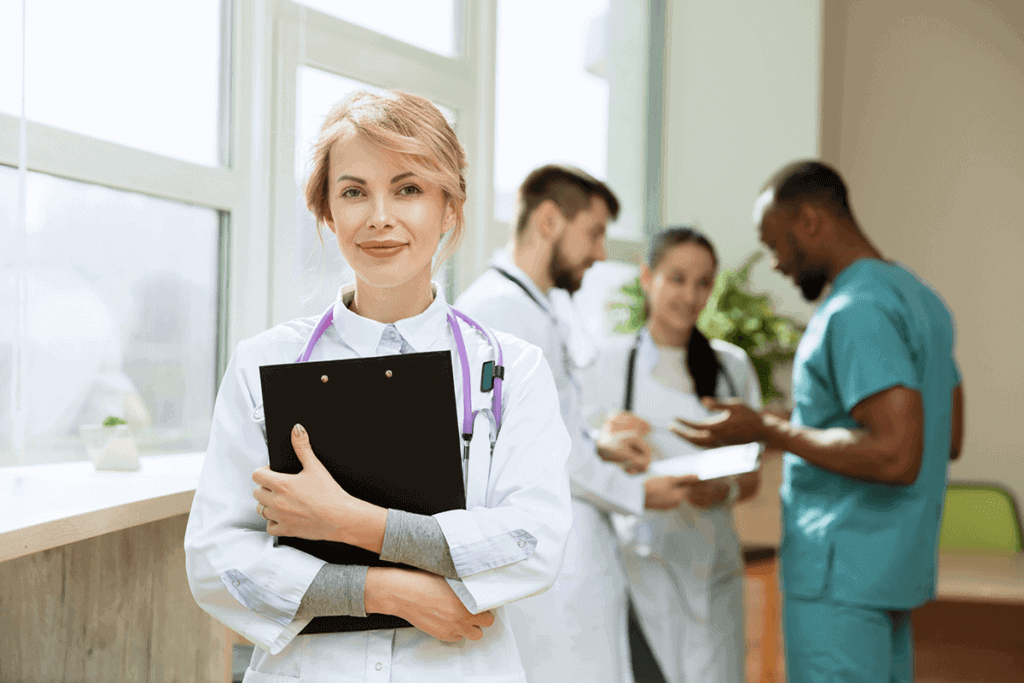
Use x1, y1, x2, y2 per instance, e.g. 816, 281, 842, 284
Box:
340, 187, 362, 198
398, 184, 422, 196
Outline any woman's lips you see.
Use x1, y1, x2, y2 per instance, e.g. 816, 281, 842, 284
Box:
359, 242, 407, 258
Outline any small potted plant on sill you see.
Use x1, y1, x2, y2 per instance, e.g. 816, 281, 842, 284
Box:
79, 415, 140, 471
611, 252, 804, 410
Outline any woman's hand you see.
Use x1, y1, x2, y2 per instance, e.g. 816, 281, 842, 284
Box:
252, 423, 388, 552
365, 568, 495, 642
684, 479, 732, 509
644, 474, 699, 509
597, 411, 653, 474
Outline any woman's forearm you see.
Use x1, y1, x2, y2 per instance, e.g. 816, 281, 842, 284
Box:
295, 564, 369, 618
379, 509, 459, 579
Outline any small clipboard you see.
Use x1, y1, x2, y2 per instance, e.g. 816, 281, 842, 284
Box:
259, 350, 466, 634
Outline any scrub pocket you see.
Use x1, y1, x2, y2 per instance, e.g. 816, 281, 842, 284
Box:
780, 536, 834, 600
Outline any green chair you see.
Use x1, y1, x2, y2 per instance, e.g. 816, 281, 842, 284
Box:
939, 483, 1024, 552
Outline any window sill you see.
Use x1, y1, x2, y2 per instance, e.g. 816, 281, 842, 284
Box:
0, 452, 204, 563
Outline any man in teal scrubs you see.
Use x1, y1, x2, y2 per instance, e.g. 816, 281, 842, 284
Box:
673, 160, 965, 682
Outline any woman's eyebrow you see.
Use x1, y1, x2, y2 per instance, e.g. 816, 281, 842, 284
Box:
335, 172, 415, 184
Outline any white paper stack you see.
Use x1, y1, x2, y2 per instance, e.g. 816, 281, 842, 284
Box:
647, 442, 762, 481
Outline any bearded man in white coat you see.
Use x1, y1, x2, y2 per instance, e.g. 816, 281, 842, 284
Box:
456, 165, 696, 683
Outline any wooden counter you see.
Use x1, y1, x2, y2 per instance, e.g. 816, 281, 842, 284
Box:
0, 454, 231, 683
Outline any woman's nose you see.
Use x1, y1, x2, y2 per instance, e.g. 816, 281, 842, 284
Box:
369, 196, 395, 230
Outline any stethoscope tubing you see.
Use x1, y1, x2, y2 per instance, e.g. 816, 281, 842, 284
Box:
296, 303, 504, 492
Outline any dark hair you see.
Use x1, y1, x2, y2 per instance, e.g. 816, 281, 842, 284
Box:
646, 226, 722, 398
761, 159, 854, 220
514, 164, 620, 236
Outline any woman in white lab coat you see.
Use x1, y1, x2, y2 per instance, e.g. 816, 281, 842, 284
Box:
184, 90, 573, 682
589, 227, 762, 683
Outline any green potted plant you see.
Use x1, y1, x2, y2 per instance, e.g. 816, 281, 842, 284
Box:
611, 252, 804, 406
79, 415, 140, 471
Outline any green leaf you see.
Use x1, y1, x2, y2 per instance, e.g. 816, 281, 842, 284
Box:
102, 416, 127, 427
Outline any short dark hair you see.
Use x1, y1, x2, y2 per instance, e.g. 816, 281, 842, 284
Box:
762, 160, 854, 220
514, 164, 620, 236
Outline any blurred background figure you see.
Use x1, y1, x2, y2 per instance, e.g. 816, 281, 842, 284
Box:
586, 227, 763, 683
457, 166, 697, 683
674, 161, 964, 683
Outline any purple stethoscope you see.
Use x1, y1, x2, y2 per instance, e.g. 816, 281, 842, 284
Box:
296, 304, 505, 490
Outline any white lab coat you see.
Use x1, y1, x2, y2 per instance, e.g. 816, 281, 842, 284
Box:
584, 329, 762, 683
456, 251, 642, 683
184, 284, 573, 683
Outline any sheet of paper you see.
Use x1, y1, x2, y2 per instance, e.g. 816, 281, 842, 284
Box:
647, 442, 761, 481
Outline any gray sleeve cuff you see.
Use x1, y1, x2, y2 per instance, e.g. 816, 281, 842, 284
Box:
379, 509, 460, 579
295, 564, 368, 619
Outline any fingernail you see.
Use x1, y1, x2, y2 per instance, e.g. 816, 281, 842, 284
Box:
293, 423, 306, 436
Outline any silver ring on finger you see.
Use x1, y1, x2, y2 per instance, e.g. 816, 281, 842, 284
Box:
258, 503, 267, 520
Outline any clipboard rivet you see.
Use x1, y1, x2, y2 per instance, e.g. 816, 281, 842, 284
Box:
385, 370, 393, 378
320, 375, 329, 383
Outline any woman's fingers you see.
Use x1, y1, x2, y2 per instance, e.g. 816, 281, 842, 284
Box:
290, 423, 327, 472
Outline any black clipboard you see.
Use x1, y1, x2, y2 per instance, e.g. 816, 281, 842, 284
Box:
259, 350, 466, 634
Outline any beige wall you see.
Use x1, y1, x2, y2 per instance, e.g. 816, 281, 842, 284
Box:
822, 0, 1024, 504
661, 0, 822, 322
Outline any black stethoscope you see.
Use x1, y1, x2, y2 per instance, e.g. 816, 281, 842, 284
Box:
623, 330, 739, 411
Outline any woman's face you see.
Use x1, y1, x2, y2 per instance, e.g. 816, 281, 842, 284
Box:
640, 242, 716, 337
324, 128, 454, 289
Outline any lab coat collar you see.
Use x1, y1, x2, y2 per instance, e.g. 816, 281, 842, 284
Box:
332, 282, 450, 356
636, 327, 659, 375
490, 249, 555, 317
636, 327, 689, 376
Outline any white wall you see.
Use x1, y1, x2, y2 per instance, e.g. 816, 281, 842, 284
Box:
822, 0, 1024, 506
660, 0, 822, 322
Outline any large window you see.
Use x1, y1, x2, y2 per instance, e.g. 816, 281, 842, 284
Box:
493, 0, 610, 222
0, 169, 220, 464
0, 0, 659, 466
295, 0, 460, 58
0, 0, 227, 166
0, 0, 241, 467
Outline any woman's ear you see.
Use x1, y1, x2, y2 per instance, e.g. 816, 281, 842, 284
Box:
324, 209, 337, 235
639, 264, 652, 295
441, 200, 457, 235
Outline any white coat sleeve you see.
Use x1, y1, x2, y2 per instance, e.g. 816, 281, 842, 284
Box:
433, 344, 573, 615
184, 342, 327, 655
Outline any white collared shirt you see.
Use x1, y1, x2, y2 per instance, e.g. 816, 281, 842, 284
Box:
184, 283, 572, 682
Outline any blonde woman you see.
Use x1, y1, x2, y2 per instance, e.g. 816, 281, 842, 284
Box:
185, 91, 572, 682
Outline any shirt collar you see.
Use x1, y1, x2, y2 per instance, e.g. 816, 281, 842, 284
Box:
490, 249, 554, 317
637, 327, 659, 374
636, 327, 689, 375
332, 282, 450, 356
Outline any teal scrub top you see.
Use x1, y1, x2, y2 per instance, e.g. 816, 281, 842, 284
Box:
781, 259, 961, 609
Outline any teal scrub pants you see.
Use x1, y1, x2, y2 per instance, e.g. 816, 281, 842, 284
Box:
783, 594, 913, 683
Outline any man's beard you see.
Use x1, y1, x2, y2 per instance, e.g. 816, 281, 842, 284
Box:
550, 242, 587, 295
798, 269, 829, 301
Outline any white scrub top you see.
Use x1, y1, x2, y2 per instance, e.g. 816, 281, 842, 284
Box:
456, 251, 642, 683
584, 328, 762, 683
184, 284, 573, 683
